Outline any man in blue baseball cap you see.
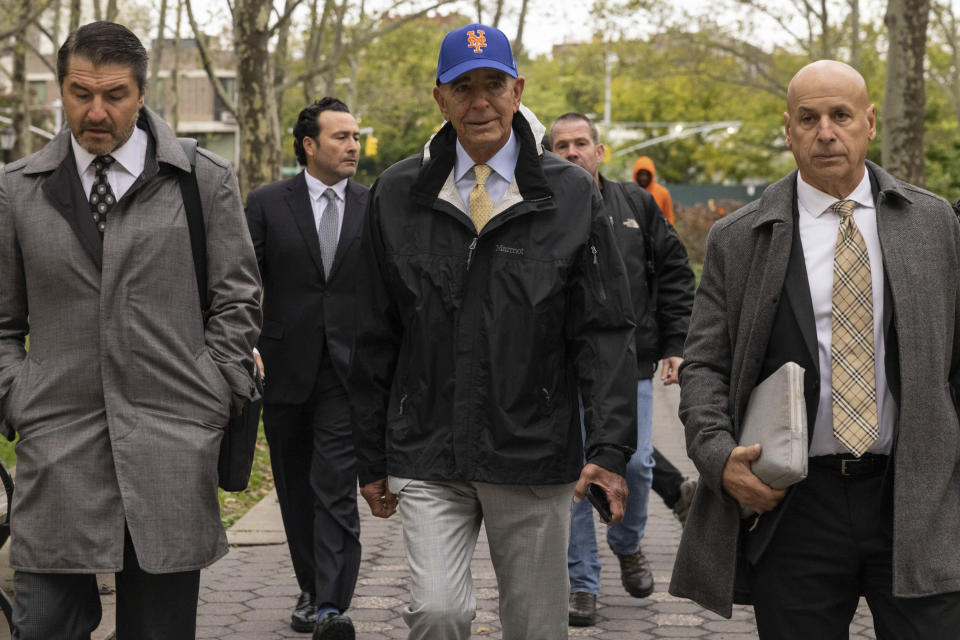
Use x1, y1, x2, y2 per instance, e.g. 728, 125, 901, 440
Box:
349, 22, 637, 640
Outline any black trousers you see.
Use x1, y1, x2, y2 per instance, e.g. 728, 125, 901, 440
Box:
651, 446, 684, 508
263, 361, 361, 611
12, 529, 200, 640
750, 463, 960, 639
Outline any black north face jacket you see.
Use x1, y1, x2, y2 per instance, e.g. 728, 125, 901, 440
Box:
349, 111, 638, 486
598, 176, 695, 378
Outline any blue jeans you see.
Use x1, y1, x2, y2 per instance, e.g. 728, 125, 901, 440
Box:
568, 379, 654, 594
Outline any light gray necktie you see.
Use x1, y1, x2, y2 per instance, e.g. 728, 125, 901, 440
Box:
317, 188, 338, 276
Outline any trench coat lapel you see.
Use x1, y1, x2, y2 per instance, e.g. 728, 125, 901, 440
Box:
285, 172, 325, 277
40, 150, 103, 269
782, 198, 819, 371
733, 175, 797, 430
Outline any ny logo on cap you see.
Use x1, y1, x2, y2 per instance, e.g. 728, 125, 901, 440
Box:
467, 29, 487, 54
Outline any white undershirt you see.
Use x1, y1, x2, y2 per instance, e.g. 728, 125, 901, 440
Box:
796, 171, 895, 456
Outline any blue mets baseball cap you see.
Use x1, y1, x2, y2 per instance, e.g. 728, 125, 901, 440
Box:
436, 23, 518, 84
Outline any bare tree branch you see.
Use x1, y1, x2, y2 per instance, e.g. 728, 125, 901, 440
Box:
183, 0, 236, 114
267, 0, 307, 37
281, 0, 453, 93
0, 0, 57, 41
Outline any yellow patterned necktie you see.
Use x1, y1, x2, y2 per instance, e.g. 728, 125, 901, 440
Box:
469, 164, 493, 232
830, 199, 879, 457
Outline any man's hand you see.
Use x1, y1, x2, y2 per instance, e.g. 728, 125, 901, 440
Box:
360, 478, 398, 519
660, 356, 682, 385
253, 351, 265, 380
574, 463, 628, 526
721, 444, 786, 514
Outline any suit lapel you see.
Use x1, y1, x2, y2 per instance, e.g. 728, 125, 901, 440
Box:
327, 180, 365, 281
41, 151, 103, 269
782, 200, 819, 371
285, 172, 325, 276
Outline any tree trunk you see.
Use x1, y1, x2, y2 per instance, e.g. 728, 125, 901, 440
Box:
69, 0, 81, 34
492, 0, 503, 27
105, 0, 118, 21
882, 0, 929, 185
92, 0, 102, 21
513, 0, 529, 59
273, 0, 295, 128
12, 0, 32, 160
233, 0, 281, 196
50, 0, 62, 49
150, 0, 168, 114
819, 0, 830, 58
849, 0, 860, 68
169, 0, 182, 132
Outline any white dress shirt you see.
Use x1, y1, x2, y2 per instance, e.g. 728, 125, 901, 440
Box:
453, 131, 519, 217
796, 171, 895, 456
304, 170, 348, 244
71, 126, 148, 201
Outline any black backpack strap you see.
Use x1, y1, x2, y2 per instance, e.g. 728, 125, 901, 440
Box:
177, 138, 208, 313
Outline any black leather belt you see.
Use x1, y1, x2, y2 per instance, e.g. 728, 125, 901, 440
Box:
809, 453, 889, 477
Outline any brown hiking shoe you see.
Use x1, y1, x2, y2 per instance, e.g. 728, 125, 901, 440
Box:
568, 591, 597, 626
615, 548, 654, 598
673, 478, 697, 526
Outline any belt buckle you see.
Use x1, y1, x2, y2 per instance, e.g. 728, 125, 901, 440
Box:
840, 457, 860, 476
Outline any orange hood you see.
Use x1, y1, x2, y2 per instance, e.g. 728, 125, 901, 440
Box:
633, 156, 657, 183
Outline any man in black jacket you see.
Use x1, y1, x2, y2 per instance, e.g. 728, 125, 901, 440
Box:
349, 24, 637, 640
550, 113, 696, 627
246, 98, 367, 639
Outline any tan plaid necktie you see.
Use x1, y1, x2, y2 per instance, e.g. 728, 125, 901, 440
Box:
469, 164, 493, 232
830, 199, 879, 457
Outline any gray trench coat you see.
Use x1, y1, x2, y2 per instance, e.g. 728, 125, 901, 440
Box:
670, 162, 960, 616
0, 107, 261, 573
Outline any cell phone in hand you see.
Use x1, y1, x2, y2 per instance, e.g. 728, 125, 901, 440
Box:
586, 483, 612, 523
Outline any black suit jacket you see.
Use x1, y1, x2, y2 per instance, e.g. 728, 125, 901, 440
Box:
245, 172, 369, 404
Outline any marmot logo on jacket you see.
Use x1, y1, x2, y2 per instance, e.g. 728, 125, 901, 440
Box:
496, 244, 524, 256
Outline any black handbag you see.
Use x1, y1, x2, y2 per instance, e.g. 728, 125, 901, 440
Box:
178, 138, 262, 492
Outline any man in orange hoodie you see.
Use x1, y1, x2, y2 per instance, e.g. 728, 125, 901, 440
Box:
633, 156, 674, 225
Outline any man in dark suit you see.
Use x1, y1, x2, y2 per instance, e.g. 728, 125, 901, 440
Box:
245, 97, 367, 639
669, 60, 960, 637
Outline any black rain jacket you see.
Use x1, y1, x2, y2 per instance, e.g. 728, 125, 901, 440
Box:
349, 111, 637, 486
599, 176, 695, 379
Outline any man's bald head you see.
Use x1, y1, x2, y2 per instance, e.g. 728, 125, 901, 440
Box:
783, 59, 876, 198
787, 60, 870, 112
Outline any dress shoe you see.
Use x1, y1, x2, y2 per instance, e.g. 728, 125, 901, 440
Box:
313, 612, 355, 640
568, 591, 597, 626
615, 547, 655, 598
290, 591, 317, 633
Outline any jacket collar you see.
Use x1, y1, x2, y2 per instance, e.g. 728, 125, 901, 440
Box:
751, 160, 912, 229
24, 106, 190, 176
411, 105, 552, 207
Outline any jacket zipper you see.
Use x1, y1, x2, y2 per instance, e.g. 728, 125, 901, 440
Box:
591, 245, 607, 303
467, 237, 478, 269
398, 393, 408, 416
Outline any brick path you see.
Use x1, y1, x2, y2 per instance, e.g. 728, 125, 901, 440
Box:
129, 383, 879, 638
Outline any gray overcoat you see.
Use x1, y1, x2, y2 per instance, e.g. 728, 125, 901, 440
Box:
0, 107, 261, 573
669, 161, 960, 617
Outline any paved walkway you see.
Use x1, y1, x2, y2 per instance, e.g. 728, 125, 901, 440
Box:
94, 383, 878, 639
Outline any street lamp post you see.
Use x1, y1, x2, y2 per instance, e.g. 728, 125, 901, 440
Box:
0, 126, 16, 166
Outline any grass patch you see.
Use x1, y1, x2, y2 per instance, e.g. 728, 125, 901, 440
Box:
0, 437, 15, 470
219, 420, 274, 528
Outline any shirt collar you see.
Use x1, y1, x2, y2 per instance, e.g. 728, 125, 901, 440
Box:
454, 130, 519, 184
304, 170, 348, 203
71, 126, 148, 178
797, 169, 874, 218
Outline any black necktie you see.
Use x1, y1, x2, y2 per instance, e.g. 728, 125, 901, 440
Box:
89, 155, 117, 240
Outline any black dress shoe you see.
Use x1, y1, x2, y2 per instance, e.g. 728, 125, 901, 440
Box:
291, 591, 317, 633
313, 612, 355, 640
